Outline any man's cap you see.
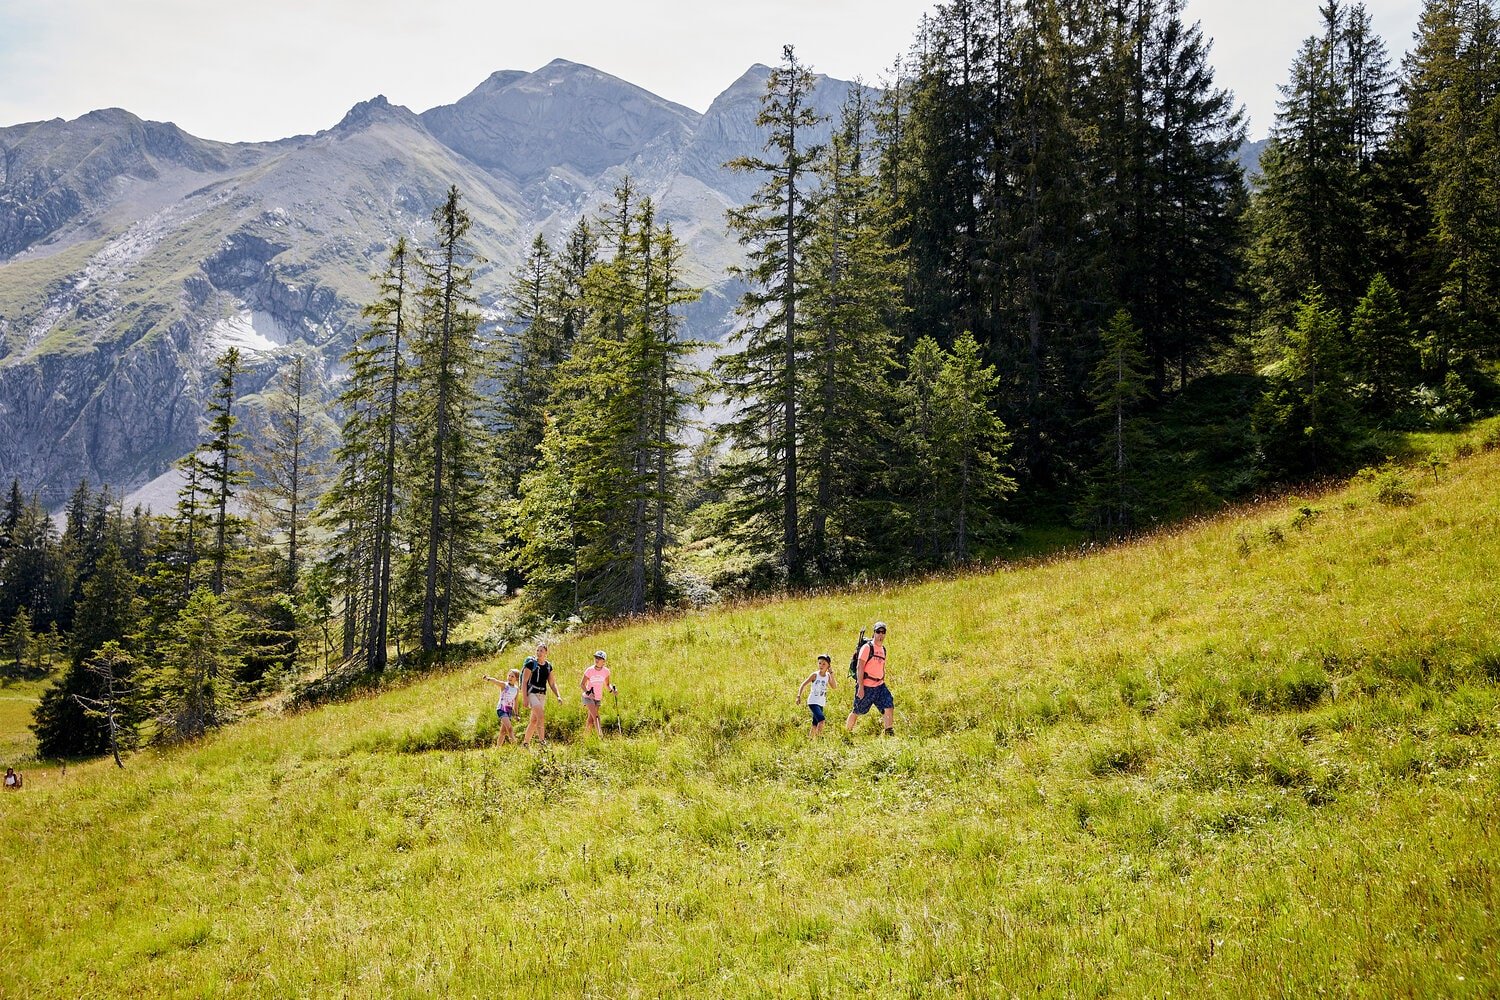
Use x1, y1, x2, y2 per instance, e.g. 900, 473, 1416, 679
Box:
817, 653, 832, 663
873, 621, 887, 633
594, 650, 607, 660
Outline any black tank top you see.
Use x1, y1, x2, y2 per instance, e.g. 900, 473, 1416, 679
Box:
525, 658, 552, 694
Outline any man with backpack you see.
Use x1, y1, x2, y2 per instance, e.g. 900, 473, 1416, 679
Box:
845, 621, 894, 737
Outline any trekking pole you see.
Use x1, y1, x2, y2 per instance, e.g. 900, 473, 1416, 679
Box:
612, 687, 622, 736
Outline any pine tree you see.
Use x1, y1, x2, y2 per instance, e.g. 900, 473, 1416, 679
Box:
930, 331, 1016, 562
31, 539, 140, 757
892, 336, 950, 567
0, 492, 64, 630
201, 348, 251, 595
510, 415, 580, 614
1255, 288, 1361, 476
70, 541, 136, 671
251, 350, 329, 593
405, 187, 492, 654
145, 588, 245, 743
495, 233, 564, 493
1078, 310, 1154, 535
4, 608, 31, 676
73, 642, 138, 768
544, 185, 702, 614
1398, 0, 1500, 362
801, 88, 904, 576
1251, 2, 1389, 329
1349, 273, 1417, 415
320, 237, 414, 671
718, 44, 826, 581
1103, 0, 1248, 390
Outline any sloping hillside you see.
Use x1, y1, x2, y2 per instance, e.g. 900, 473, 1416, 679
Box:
3, 445, 1498, 996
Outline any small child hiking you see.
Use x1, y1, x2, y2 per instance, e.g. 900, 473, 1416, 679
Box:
581, 650, 617, 738
483, 669, 522, 746
796, 654, 837, 738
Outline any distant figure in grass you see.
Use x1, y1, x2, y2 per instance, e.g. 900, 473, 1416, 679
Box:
846, 621, 895, 737
581, 650, 617, 738
482, 668, 521, 746
796, 654, 837, 738
521, 644, 563, 747
4, 767, 20, 790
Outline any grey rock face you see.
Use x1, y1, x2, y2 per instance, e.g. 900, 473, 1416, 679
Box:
0, 109, 240, 258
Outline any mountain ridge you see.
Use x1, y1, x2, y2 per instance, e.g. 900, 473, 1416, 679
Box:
0, 59, 863, 503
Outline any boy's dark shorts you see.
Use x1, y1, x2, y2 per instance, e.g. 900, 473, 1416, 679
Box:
808, 703, 826, 726
852, 683, 894, 715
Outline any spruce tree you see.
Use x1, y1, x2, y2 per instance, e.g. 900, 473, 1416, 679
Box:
145, 588, 245, 743
73, 642, 138, 768
1349, 273, 1417, 415
718, 44, 825, 582
251, 350, 329, 594
495, 233, 564, 494
1078, 310, 1154, 535
801, 89, 903, 576
405, 187, 491, 654
930, 331, 1015, 562
1251, 2, 1389, 329
893, 336, 950, 568
1398, 0, 1500, 362
1255, 288, 1361, 476
201, 348, 251, 595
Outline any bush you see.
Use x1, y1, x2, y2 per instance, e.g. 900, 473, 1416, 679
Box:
1353, 465, 1416, 506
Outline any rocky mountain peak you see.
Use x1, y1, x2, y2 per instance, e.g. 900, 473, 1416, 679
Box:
419, 59, 700, 182
331, 94, 422, 134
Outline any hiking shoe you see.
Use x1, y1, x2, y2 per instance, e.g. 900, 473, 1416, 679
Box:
883, 728, 895, 737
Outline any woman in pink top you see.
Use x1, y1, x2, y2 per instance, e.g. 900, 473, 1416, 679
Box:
580, 650, 617, 738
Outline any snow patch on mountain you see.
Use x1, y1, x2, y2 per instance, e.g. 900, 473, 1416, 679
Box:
209, 309, 291, 356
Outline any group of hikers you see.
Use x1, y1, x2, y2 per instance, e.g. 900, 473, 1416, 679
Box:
481, 642, 617, 747
480, 621, 895, 745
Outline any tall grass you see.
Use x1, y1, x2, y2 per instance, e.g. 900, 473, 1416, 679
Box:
3, 451, 1499, 996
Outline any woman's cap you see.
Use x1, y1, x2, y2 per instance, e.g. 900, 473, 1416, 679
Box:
873, 621, 887, 633
594, 650, 607, 660
817, 653, 832, 663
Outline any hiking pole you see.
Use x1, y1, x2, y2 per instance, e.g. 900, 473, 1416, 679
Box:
611, 687, 621, 736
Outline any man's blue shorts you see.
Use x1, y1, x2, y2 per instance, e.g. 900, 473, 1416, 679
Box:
852, 682, 894, 715
808, 703, 826, 726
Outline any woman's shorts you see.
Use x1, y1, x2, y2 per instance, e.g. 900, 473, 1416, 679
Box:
808, 703, 826, 726
526, 692, 546, 710
497, 708, 515, 723
583, 695, 602, 708
851, 683, 894, 715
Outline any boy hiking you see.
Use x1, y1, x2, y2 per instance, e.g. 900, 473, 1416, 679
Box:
521, 643, 563, 747
581, 650, 617, 738
482, 669, 521, 746
846, 621, 895, 737
796, 654, 837, 738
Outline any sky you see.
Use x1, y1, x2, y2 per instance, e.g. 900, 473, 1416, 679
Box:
0, 0, 1425, 143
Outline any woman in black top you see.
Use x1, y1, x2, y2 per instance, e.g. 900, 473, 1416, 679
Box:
520, 643, 562, 747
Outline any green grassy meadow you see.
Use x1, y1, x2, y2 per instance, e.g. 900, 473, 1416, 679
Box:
4, 446, 1500, 996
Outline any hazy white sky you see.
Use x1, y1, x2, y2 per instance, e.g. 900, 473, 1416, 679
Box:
0, 0, 1424, 143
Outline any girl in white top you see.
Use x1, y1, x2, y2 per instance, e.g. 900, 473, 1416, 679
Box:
796, 654, 836, 738
482, 669, 522, 746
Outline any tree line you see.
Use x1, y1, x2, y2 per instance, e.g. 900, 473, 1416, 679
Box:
6, 0, 1498, 757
